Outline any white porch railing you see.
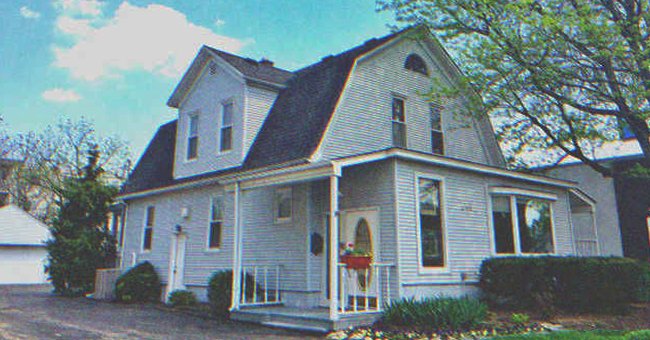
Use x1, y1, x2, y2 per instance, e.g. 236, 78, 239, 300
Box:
576, 239, 599, 256
239, 264, 282, 307
338, 262, 394, 315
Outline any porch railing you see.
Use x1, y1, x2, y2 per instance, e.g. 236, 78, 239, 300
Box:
239, 264, 282, 307
575, 239, 599, 256
338, 262, 394, 314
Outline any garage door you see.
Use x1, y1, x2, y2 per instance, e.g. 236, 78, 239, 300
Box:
0, 246, 48, 284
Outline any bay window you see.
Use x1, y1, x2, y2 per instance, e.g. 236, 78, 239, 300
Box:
491, 195, 554, 254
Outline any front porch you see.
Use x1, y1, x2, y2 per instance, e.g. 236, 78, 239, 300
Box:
225, 159, 398, 331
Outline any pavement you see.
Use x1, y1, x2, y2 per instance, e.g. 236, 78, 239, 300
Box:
0, 285, 321, 340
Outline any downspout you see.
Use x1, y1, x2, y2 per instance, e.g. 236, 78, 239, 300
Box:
230, 181, 242, 311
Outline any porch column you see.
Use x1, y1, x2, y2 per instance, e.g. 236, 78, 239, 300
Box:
230, 182, 242, 311
329, 174, 340, 320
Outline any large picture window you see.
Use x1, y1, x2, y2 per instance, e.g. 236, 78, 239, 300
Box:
143, 206, 155, 251
418, 177, 444, 267
208, 196, 223, 249
491, 195, 554, 254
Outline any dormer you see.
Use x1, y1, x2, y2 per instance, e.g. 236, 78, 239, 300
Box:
167, 46, 292, 179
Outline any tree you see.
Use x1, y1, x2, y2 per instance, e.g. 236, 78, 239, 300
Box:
45, 146, 118, 296
379, 0, 649, 176
5, 117, 131, 221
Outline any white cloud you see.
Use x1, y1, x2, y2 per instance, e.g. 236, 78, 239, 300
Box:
214, 18, 225, 27
54, 0, 104, 17
42, 88, 82, 102
52, 2, 248, 81
20, 6, 41, 19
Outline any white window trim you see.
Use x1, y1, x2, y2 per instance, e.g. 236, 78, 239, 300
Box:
274, 187, 293, 224
488, 192, 557, 257
206, 195, 223, 251
218, 99, 234, 155
185, 112, 199, 162
391, 94, 408, 148
430, 102, 445, 155
141, 205, 154, 253
414, 172, 450, 274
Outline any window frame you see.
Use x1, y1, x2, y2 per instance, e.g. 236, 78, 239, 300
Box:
206, 195, 224, 251
142, 205, 155, 252
186, 113, 199, 161
391, 95, 408, 148
414, 172, 449, 274
274, 187, 293, 224
487, 188, 557, 256
404, 53, 429, 76
219, 99, 234, 154
430, 103, 444, 155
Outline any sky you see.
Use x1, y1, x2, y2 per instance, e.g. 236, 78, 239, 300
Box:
0, 0, 396, 159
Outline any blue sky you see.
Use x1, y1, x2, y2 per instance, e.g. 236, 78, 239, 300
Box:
0, 0, 395, 158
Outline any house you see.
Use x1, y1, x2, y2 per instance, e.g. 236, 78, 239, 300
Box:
118, 26, 593, 331
542, 138, 647, 261
0, 204, 50, 285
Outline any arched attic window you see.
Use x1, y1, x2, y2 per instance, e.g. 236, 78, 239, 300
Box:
404, 53, 429, 76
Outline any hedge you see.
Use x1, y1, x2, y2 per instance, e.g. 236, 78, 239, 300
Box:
115, 261, 161, 303
479, 256, 647, 314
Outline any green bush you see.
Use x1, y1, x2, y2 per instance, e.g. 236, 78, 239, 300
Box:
381, 296, 488, 331
480, 256, 647, 314
168, 289, 197, 307
626, 330, 650, 340
115, 261, 161, 303
637, 262, 650, 302
207, 270, 261, 316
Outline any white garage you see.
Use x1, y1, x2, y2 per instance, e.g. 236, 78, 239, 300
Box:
0, 205, 50, 285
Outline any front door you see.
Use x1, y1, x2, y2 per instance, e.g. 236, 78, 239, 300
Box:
341, 208, 380, 302
165, 233, 186, 301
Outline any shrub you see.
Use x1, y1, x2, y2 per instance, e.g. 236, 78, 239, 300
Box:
115, 261, 161, 303
626, 330, 650, 340
381, 296, 488, 331
636, 262, 650, 302
510, 313, 530, 324
480, 256, 646, 314
207, 270, 261, 316
168, 290, 197, 308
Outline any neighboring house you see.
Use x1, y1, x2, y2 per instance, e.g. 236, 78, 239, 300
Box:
543, 139, 647, 261
118, 26, 589, 330
0, 204, 50, 285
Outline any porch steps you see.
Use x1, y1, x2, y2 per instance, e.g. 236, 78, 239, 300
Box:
231, 306, 382, 332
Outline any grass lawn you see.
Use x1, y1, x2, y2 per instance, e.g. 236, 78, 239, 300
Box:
494, 330, 650, 339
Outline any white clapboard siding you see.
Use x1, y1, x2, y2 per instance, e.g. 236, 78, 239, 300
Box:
395, 159, 574, 290
243, 85, 279, 157
173, 60, 246, 179
317, 38, 493, 166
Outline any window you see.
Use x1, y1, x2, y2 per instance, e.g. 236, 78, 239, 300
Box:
405, 54, 429, 76
430, 103, 444, 155
274, 188, 292, 223
143, 206, 155, 251
220, 102, 233, 152
187, 115, 199, 160
392, 97, 407, 148
418, 177, 444, 268
491, 195, 554, 254
208, 196, 223, 249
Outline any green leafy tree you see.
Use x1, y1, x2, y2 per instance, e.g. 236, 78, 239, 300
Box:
45, 146, 118, 296
379, 0, 649, 176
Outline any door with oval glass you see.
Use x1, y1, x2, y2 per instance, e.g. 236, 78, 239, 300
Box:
341, 208, 380, 304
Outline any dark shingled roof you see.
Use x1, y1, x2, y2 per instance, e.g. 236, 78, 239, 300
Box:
206, 47, 294, 86
243, 29, 405, 169
122, 28, 410, 195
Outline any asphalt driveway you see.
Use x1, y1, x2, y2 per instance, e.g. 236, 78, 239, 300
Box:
0, 285, 321, 340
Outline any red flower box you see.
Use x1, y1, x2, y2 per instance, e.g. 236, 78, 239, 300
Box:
340, 255, 372, 270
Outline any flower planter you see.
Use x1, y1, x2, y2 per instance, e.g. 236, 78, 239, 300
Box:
340, 255, 372, 270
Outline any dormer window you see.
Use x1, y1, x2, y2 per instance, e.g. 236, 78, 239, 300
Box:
187, 114, 199, 160
220, 101, 234, 152
405, 54, 428, 76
